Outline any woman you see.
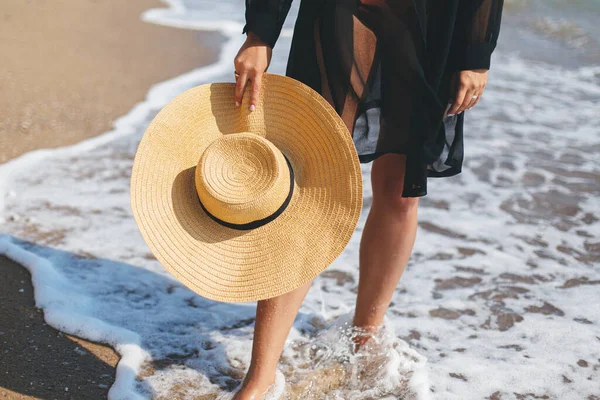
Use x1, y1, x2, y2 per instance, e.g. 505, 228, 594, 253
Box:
232, 0, 504, 398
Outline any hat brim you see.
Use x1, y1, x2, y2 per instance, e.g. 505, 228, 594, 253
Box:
130, 73, 363, 303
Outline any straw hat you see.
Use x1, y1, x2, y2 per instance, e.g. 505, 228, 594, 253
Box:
130, 72, 363, 303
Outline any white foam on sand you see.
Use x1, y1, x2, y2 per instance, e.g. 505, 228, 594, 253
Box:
1, 0, 600, 399
0, 236, 149, 400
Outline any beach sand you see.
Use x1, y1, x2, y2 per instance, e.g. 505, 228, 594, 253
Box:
0, 255, 121, 399
0, 0, 219, 398
0, 0, 221, 163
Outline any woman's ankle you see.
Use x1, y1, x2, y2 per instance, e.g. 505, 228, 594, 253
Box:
350, 321, 382, 353
232, 369, 278, 400
243, 367, 277, 389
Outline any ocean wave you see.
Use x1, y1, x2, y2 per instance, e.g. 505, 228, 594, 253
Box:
529, 16, 593, 48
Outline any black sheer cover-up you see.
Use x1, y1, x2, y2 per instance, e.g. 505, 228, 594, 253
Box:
243, 0, 504, 197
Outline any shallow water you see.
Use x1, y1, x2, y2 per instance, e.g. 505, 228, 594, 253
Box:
1, 0, 599, 399
502, 0, 600, 67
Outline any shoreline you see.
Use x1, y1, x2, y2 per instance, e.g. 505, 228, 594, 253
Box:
0, 0, 222, 398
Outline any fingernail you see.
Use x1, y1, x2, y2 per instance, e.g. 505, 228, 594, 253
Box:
235, 101, 240, 107
249, 104, 255, 112
448, 113, 455, 117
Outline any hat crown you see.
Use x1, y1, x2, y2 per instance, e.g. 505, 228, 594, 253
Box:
195, 132, 292, 227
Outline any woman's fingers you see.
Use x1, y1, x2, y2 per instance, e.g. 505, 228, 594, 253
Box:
447, 69, 488, 115
233, 70, 262, 112
235, 71, 249, 107
249, 70, 262, 112
460, 88, 478, 113
233, 33, 273, 111
465, 90, 482, 110
233, 69, 262, 112
448, 85, 467, 116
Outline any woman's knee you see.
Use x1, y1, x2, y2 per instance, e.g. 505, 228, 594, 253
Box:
372, 180, 419, 213
371, 154, 419, 214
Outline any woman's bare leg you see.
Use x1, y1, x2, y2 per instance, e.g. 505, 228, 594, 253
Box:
352, 153, 419, 349
233, 280, 313, 399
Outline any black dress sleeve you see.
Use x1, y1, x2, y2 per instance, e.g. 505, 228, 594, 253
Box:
242, 0, 294, 49
447, 0, 504, 71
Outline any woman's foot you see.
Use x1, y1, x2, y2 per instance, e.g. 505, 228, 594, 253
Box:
232, 381, 273, 400
350, 324, 379, 354
232, 369, 283, 400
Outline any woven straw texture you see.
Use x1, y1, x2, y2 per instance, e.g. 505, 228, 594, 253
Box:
195, 132, 292, 225
130, 72, 363, 303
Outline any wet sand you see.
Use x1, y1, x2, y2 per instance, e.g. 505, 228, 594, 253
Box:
0, 0, 219, 397
0, 256, 121, 399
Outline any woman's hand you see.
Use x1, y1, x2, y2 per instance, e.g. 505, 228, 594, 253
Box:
233, 32, 273, 111
446, 69, 489, 117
